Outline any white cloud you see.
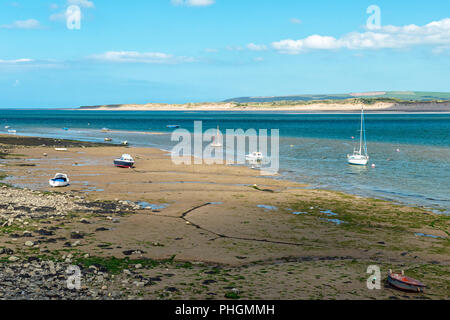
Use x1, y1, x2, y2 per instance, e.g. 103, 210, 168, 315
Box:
226, 45, 244, 51
50, 12, 66, 22
50, 0, 94, 23
0, 58, 33, 64
272, 18, 450, 54
247, 43, 268, 51
0, 19, 41, 29
68, 0, 94, 8
290, 18, 302, 24
171, 0, 215, 7
91, 51, 196, 64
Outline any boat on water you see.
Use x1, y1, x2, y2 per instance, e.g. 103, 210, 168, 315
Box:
49, 173, 70, 187
7, 129, 16, 134
101, 128, 110, 132
166, 125, 180, 129
387, 270, 426, 292
348, 106, 369, 165
246, 151, 264, 161
114, 154, 135, 168
211, 125, 222, 148
104, 138, 112, 142
4, 126, 10, 129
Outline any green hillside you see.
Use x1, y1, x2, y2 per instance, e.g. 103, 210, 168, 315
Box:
224, 91, 450, 103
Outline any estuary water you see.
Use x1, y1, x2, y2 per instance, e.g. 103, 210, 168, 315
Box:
1, 110, 449, 213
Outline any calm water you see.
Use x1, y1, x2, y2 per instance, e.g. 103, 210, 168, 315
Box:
1, 110, 449, 213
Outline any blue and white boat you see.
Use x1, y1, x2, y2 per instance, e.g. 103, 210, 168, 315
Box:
49, 173, 70, 187
114, 154, 135, 168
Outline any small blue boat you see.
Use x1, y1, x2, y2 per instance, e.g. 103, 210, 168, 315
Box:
166, 125, 180, 129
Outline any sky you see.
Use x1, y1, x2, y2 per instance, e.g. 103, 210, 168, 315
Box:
0, 0, 449, 108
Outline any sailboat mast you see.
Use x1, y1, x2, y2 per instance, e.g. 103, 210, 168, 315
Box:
359, 106, 364, 154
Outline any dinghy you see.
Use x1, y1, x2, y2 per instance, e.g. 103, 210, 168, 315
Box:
7, 129, 16, 134
49, 173, 70, 187
387, 270, 426, 292
166, 125, 180, 129
104, 137, 112, 142
114, 154, 135, 168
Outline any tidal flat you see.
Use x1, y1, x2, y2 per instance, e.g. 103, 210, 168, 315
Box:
0, 135, 448, 300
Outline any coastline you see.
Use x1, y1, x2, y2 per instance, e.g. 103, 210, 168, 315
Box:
73, 101, 450, 113
0, 134, 448, 299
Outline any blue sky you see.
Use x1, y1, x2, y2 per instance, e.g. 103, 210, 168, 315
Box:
1, 0, 449, 108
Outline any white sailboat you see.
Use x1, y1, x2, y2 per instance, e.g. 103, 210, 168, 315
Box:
211, 125, 222, 148
347, 106, 369, 166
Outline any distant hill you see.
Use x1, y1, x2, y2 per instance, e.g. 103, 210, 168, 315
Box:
224, 91, 450, 103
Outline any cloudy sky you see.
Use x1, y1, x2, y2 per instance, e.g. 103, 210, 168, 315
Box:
1, 0, 449, 108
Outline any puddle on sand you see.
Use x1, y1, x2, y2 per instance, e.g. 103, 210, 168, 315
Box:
286, 208, 308, 215
320, 210, 338, 216
136, 202, 169, 210
82, 186, 104, 192
415, 232, 443, 239
257, 205, 278, 211
321, 218, 346, 225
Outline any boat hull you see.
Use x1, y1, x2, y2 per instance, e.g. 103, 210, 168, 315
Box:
387, 274, 425, 292
49, 178, 69, 187
347, 155, 369, 166
114, 159, 134, 168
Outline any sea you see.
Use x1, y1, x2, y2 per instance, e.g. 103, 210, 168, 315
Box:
1, 110, 449, 213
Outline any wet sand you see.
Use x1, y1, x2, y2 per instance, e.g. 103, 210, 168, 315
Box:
0, 135, 448, 300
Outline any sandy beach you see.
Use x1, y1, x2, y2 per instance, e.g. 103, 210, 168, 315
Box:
76, 101, 450, 113
0, 135, 448, 300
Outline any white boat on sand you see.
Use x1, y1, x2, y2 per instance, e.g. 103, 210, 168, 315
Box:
246, 151, 264, 161
49, 173, 70, 187
347, 106, 369, 166
114, 154, 135, 168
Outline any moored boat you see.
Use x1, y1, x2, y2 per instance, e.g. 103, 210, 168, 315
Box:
245, 151, 263, 161
104, 137, 112, 142
166, 125, 180, 129
348, 106, 369, 165
211, 125, 222, 148
387, 270, 426, 292
49, 173, 70, 187
114, 154, 135, 168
